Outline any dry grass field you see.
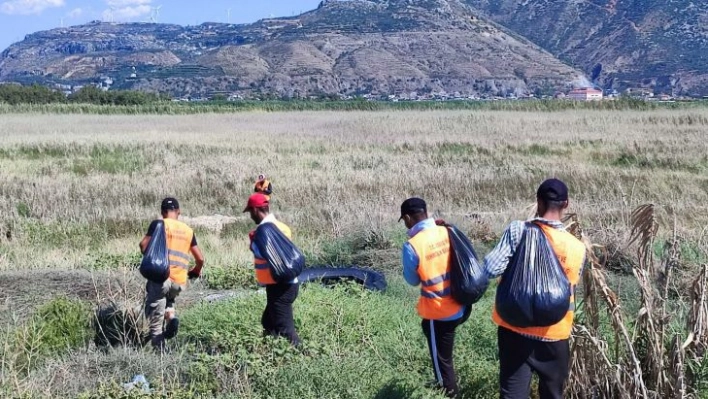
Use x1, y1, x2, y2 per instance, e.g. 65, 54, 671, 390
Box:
0, 110, 707, 398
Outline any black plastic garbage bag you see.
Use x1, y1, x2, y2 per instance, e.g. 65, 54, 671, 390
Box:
495, 223, 571, 328
139, 220, 170, 283
446, 224, 489, 306
253, 223, 305, 283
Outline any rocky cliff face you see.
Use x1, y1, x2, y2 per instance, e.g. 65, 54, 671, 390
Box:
464, 0, 708, 95
0, 0, 582, 97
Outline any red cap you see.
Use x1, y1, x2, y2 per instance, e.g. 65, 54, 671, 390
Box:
243, 193, 269, 212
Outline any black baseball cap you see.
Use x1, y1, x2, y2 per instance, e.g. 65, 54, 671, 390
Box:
161, 197, 180, 211
399, 197, 427, 221
537, 179, 569, 202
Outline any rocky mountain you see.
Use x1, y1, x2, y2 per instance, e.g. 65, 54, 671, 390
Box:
0, 0, 582, 98
464, 0, 708, 96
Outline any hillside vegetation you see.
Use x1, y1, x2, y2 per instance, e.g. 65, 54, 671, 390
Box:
3, 0, 707, 96
464, 0, 708, 95
0, 0, 580, 98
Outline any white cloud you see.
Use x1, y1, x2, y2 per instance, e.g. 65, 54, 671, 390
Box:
102, 4, 150, 21
106, 0, 150, 7
102, 0, 152, 21
66, 7, 81, 18
0, 0, 65, 15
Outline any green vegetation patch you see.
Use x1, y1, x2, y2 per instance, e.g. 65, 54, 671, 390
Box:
179, 281, 499, 398
3, 97, 705, 116
349, 155, 389, 171
429, 142, 496, 167
0, 144, 73, 160
20, 218, 144, 250
67, 145, 150, 176
506, 143, 572, 157
3, 297, 92, 373
0, 143, 152, 175
307, 229, 408, 272
204, 264, 256, 290
592, 148, 708, 173
434, 142, 493, 157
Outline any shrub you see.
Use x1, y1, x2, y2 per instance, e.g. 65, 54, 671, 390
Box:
11, 297, 92, 372
204, 265, 256, 290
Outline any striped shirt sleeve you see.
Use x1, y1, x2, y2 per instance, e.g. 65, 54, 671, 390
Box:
483, 220, 525, 278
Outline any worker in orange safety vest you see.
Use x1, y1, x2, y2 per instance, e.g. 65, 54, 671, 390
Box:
483, 179, 586, 399
254, 174, 272, 201
400, 197, 465, 398
244, 193, 300, 346
139, 197, 205, 351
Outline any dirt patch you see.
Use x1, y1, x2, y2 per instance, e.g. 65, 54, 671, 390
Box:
180, 214, 239, 232
0, 269, 142, 323
0, 268, 253, 325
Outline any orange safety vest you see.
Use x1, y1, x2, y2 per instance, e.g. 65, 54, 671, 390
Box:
255, 180, 271, 201
163, 218, 195, 286
492, 223, 585, 340
255, 180, 271, 192
408, 225, 463, 320
253, 220, 292, 285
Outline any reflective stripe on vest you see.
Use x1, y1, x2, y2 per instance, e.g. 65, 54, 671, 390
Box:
168, 249, 191, 269
163, 218, 194, 286
408, 225, 462, 320
421, 272, 450, 287
420, 287, 452, 299
492, 222, 585, 340
253, 220, 292, 285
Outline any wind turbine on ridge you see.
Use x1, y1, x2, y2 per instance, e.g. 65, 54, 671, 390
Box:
150, 5, 162, 23
105, 6, 115, 23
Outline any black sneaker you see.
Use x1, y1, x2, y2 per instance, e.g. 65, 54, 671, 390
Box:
163, 317, 180, 340
151, 336, 166, 353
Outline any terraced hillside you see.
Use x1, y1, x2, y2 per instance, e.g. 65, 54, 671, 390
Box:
0, 0, 581, 97
464, 0, 708, 95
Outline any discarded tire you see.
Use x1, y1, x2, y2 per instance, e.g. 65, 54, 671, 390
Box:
299, 267, 387, 291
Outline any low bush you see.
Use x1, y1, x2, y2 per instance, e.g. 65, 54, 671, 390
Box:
9, 297, 92, 373
204, 264, 256, 290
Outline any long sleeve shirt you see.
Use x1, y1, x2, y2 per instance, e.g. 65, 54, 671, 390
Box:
483, 217, 585, 280
402, 218, 465, 321
250, 213, 298, 284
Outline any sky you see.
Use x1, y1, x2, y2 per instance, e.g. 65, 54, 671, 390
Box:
0, 0, 321, 51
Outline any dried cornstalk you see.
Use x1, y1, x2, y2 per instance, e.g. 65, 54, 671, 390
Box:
685, 265, 708, 357
566, 204, 703, 398
568, 229, 648, 399
570, 325, 626, 399
633, 265, 666, 393
628, 204, 658, 269
668, 335, 687, 399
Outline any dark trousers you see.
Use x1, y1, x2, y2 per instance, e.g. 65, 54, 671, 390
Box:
422, 318, 462, 398
262, 283, 300, 346
498, 327, 570, 399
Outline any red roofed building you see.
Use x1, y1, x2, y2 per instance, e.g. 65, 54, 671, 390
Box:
568, 88, 603, 101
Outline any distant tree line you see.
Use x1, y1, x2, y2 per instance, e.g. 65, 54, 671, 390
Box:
0, 84, 65, 105
0, 84, 164, 106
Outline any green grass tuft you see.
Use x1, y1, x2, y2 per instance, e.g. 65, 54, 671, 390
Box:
8, 297, 92, 373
